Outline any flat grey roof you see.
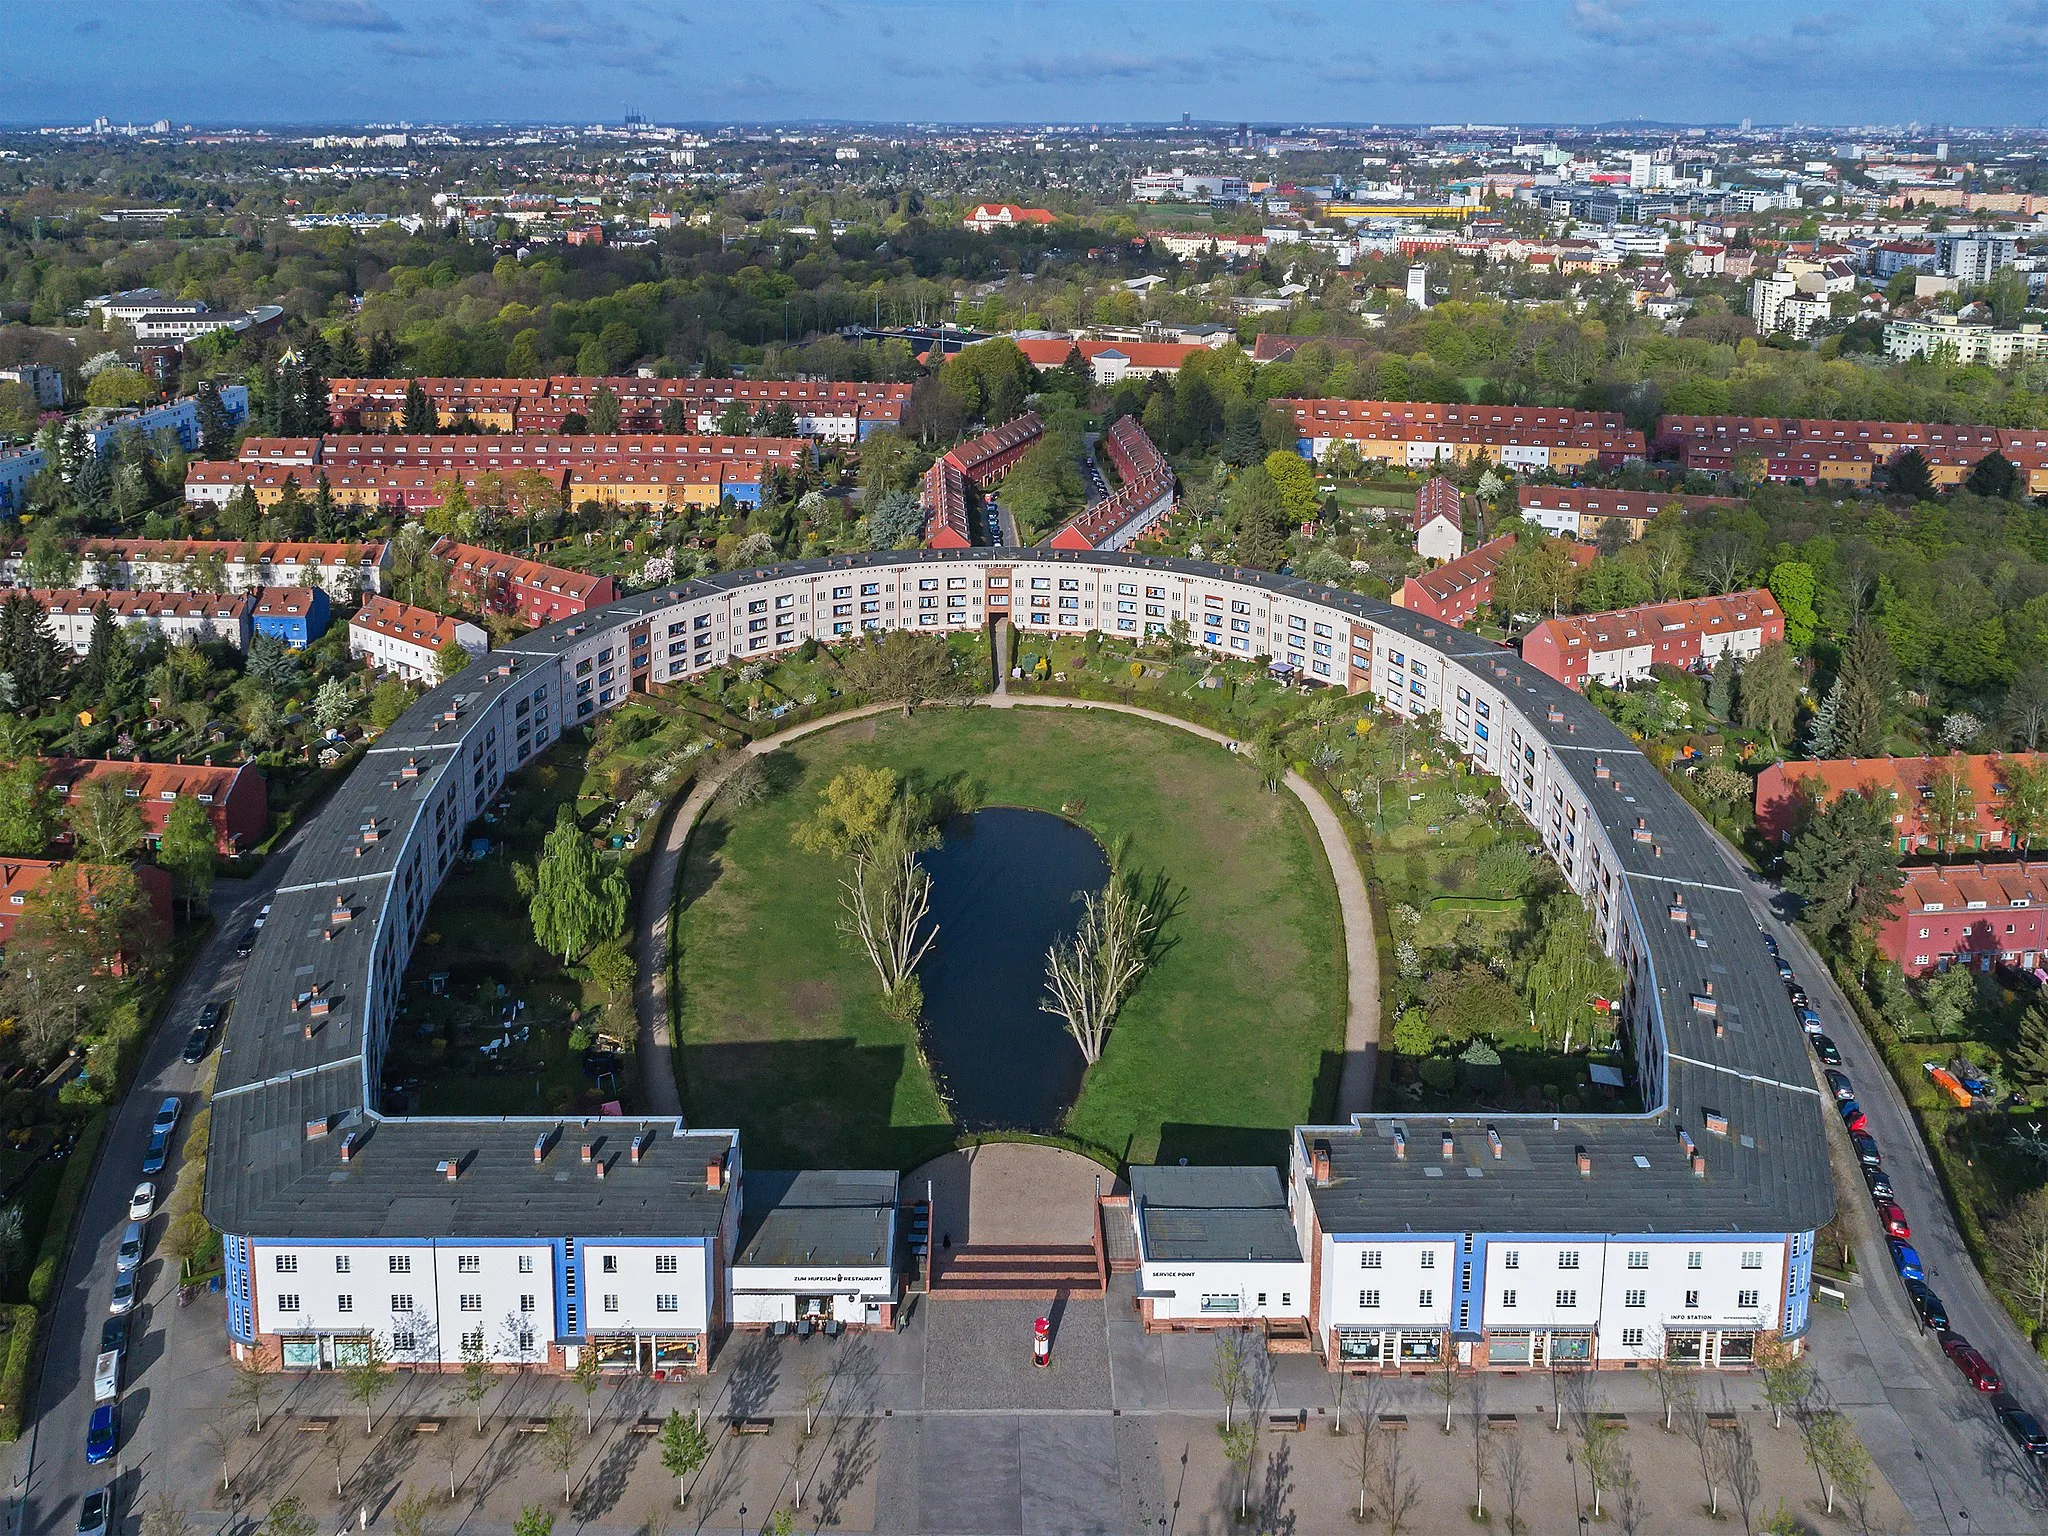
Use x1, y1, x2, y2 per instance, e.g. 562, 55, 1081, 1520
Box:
734, 1170, 898, 1270
1133, 1164, 1301, 1264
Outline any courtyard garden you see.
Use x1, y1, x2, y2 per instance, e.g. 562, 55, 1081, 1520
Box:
669, 706, 1348, 1172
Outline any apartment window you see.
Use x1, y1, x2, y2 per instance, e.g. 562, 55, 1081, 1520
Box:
335, 1295, 353, 1313
1419, 1252, 1435, 1271
518, 1255, 533, 1274
1558, 1251, 1580, 1271
1418, 1289, 1434, 1310
1687, 1251, 1702, 1271
460, 1294, 482, 1313
389, 1255, 412, 1274
462, 1329, 484, 1353
520, 1295, 536, 1313
276, 1293, 300, 1313
1502, 1251, 1519, 1270
1626, 1251, 1648, 1271
1362, 1250, 1382, 1270
393, 1331, 417, 1354
1684, 1289, 1700, 1309
1500, 1290, 1517, 1308
516, 1329, 535, 1353
1740, 1251, 1763, 1270
391, 1295, 414, 1312
602, 1255, 617, 1273
655, 1255, 679, 1274
1621, 1328, 1645, 1349
603, 1295, 619, 1314
1625, 1289, 1646, 1309
1360, 1290, 1380, 1309
655, 1295, 679, 1314
457, 1255, 480, 1274
1738, 1289, 1761, 1309
334, 1255, 350, 1273
1556, 1290, 1578, 1309
275, 1255, 298, 1274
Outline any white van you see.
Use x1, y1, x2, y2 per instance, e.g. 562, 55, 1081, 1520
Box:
93, 1349, 120, 1403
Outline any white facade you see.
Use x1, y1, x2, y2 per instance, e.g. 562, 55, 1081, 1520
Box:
1140, 1257, 1311, 1325
1885, 317, 2048, 366
729, 1263, 893, 1327
350, 608, 488, 684
1416, 512, 1464, 564
581, 1242, 717, 1337
1321, 1236, 1459, 1366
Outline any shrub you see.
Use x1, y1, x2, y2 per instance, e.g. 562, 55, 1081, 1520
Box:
0, 1303, 41, 1441
28, 1113, 105, 1307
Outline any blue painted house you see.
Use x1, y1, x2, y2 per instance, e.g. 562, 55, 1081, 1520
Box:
249, 585, 329, 648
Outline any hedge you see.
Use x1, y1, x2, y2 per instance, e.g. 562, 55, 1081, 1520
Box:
0, 1303, 40, 1442
26, 1112, 106, 1309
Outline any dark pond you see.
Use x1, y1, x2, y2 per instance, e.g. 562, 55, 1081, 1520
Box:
915, 807, 1109, 1131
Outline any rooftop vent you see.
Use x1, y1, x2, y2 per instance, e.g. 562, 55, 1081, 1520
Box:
339, 1131, 360, 1163
304, 1116, 331, 1141
533, 1126, 558, 1164
630, 1129, 654, 1165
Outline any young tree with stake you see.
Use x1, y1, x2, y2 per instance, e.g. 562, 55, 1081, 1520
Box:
660, 1408, 710, 1506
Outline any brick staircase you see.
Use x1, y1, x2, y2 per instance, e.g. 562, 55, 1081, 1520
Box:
929, 1243, 1103, 1299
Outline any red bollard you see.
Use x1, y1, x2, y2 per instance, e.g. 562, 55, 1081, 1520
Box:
1033, 1315, 1051, 1369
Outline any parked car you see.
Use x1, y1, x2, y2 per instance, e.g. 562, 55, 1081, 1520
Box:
1825, 1070, 1856, 1100
1905, 1279, 1948, 1331
1940, 1332, 2003, 1392
92, 1349, 119, 1403
1838, 1100, 1868, 1134
99, 1316, 128, 1357
114, 1223, 142, 1274
1797, 1007, 1823, 1033
234, 929, 257, 957
75, 1485, 113, 1535
1863, 1166, 1895, 1201
1787, 987, 1810, 1009
1851, 1132, 1882, 1167
255, 902, 271, 929
141, 1130, 169, 1176
84, 1403, 117, 1464
1876, 1200, 1911, 1240
1812, 1033, 1841, 1065
1994, 1396, 2048, 1456
127, 1183, 154, 1223
1776, 960, 1796, 982
1762, 932, 1780, 956
151, 1097, 180, 1137
1889, 1239, 1924, 1280
108, 1270, 136, 1316
181, 1024, 210, 1064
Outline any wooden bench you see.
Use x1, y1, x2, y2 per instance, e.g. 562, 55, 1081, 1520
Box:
517, 1418, 551, 1435
632, 1417, 663, 1436
729, 1417, 774, 1437
1487, 1413, 1520, 1429
296, 1417, 335, 1434
1377, 1413, 1408, 1431
1266, 1410, 1306, 1433
414, 1418, 444, 1435
1598, 1412, 1628, 1429
1707, 1411, 1740, 1430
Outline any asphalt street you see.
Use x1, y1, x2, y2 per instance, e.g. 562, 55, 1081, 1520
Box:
10, 861, 294, 1536
1702, 825, 2048, 1532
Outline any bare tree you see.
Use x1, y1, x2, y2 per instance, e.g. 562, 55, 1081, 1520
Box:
1210, 1328, 1255, 1430
139, 1490, 192, 1536
801, 1363, 830, 1436
1651, 1352, 1693, 1431
786, 1432, 808, 1513
1497, 1430, 1532, 1536
1716, 1420, 1763, 1536
1611, 1452, 1648, 1536
1351, 1377, 1386, 1521
1426, 1348, 1461, 1432
440, 1421, 467, 1499
1677, 1389, 1719, 1516
838, 807, 938, 1011
1041, 873, 1160, 1064
1753, 1333, 1812, 1430
201, 1409, 237, 1496
1466, 1383, 1491, 1521
1376, 1434, 1420, 1535
1222, 1423, 1257, 1522
1990, 1186, 2048, 1334
543, 1407, 579, 1505
229, 1354, 270, 1434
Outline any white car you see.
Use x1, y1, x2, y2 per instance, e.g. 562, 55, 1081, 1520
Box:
108, 1271, 136, 1316
128, 1183, 155, 1223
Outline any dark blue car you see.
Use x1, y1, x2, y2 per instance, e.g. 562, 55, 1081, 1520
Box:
141, 1130, 169, 1176
1889, 1239, 1925, 1281
85, 1402, 117, 1465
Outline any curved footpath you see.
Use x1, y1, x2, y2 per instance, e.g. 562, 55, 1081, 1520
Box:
636, 693, 1380, 1124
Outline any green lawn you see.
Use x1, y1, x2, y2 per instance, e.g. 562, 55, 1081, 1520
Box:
671, 707, 1348, 1171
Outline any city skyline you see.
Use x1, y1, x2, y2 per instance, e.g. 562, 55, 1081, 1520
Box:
7, 0, 2048, 129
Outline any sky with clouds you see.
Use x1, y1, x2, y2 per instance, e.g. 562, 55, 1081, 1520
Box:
11, 0, 2048, 128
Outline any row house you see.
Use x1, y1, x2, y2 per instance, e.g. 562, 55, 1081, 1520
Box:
1413, 475, 1464, 562
1010, 337, 1212, 384
250, 586, 331, 648
1515, 485, 1742, 543
1879, 862, 2048, 976
348, 597, 489, 684
1653, 414, 2048, 492
432, 541, 617, 627
34, 589, 254, 652
1048, 469, 1176, 552
1521, 590, 1783, 691
1752, 752, 2048, 853
43, 757, 267, 855
278, 433, 812, 472
0, 859, 173, 961
322, 378, 909, 442
1283, 399, 1644, 471
944, 412, 1044, 487
920, 458, 971, 549
1394, 534, 1516, 628
35, 538, 392, 596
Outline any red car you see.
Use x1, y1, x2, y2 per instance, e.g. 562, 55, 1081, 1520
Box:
1840, 1105, 1869, 1134
1939, 1332, 2003, 1392
1876, 1200, 1910, 1240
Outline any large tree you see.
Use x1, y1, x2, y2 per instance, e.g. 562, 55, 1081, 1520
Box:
1782, 787, 1904, 950
157, 794, 217, 919
1738, 643, 1801, 752
1997, 760, 2048, 855
1834, 626, 1896, 758
68, 772, 146, 865
516, 806, 629, 963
